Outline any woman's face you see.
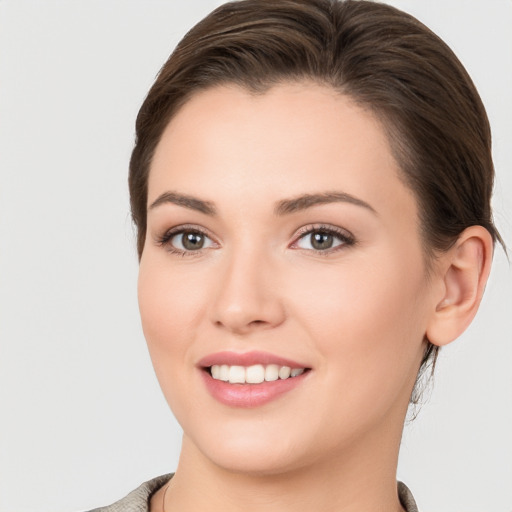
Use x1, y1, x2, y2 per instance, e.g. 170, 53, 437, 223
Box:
138, 83, 438, 475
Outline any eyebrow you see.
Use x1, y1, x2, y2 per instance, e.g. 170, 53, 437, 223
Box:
149, 191, 217, 216
148, 190, 376, 217
274, 192, 377, 216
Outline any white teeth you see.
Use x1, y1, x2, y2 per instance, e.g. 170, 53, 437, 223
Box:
228, 365, 246, 384
219, 364, 229, 381
279, 366, 291, 379
264, 364, 279, 382
211, 365, 220, 379
246, 364, 265, 384
209, 364, 306, 383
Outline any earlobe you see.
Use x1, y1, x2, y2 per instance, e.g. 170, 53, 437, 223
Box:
426, 226, 493, 347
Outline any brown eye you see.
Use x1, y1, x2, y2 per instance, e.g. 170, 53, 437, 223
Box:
294, 227, 354, 252
310, 232, 334, 250
181, 231, 205, 250
168, 229, 215, 252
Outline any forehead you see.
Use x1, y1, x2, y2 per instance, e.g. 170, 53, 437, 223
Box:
148, 82, 417, 221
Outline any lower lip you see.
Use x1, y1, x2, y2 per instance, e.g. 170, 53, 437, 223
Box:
200, 370, 309, 408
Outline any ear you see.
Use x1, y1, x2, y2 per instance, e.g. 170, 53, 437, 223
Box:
426, 226, 494, 347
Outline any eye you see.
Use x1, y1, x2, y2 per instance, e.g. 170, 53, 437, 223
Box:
157, 226, 216, 255
292, 225, 355, 252
171, 230, 213, 251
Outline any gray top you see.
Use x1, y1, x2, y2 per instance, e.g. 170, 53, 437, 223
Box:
86, 474, 419, 512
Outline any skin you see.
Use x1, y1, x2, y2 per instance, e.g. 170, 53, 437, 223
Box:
138, 83, 492, 512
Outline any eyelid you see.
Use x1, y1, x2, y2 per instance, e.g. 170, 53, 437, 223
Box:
289, 224, 356, 252
154, 223, 219, 255
154, 222, 355, 256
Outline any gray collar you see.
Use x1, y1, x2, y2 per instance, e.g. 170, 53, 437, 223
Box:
86, 474, 419, 512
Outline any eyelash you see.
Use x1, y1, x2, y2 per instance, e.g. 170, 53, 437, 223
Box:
155, 224, 217, 257
155, 223, 356, 257
290, 224, 356, 255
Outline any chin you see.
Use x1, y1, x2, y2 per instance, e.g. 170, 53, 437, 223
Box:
185, 424, 314, 477
206, 447, 306, 477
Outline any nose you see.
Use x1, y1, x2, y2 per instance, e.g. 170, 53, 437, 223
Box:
210, 247, 286, 335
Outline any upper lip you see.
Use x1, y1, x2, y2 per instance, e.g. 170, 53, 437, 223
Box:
197, 350, 309, 369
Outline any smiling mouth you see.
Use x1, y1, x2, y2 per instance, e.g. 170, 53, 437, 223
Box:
207, 364, 310, 384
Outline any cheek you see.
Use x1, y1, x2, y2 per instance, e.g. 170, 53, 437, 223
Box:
138, 255, 206, 337
289, 250, 428, 399
293, 254, 425, 332
137, 257, 204, 380
137, 256, 215, 426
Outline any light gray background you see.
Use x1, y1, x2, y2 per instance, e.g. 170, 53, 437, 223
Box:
0, 1, 510, 511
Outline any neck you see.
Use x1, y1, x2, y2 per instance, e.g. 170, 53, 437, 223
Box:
161, 424, 406, 512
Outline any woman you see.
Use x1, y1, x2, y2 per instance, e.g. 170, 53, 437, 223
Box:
87, 1, 503, 511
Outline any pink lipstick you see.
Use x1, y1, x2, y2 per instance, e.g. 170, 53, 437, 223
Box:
198, 351, 311, 408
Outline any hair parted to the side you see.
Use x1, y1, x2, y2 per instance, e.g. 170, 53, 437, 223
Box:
129, 0, 503, 400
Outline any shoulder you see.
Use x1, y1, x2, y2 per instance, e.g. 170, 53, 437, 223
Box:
83, 475, 416, 512
84, 474, 173, 512
398, 481, 419, 512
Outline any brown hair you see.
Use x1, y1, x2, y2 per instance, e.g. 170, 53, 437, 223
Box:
128, 0, 503, 392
